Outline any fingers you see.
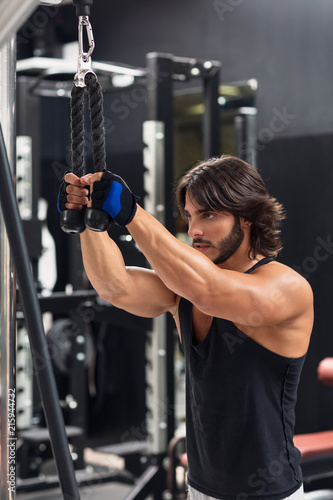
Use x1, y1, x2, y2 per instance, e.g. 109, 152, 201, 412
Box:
80, 172, 105, 208
80, 172, 104, 185
65, 172, 104, 186
64, 172, 84, 186
66, 183, 89, 197
63, 172, 104, 210
65, 182, 89, 210
65, 194, 86, 210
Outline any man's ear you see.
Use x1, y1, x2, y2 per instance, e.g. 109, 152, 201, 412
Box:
241, 218, 252, 228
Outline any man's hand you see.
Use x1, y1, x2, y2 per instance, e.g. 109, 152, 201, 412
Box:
57, 172, 90, 212
81, 170, 139, 227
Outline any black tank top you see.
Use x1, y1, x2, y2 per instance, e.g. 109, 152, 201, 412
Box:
178, 258, 306, 499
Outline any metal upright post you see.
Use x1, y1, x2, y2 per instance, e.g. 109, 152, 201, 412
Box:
146, 53, 175, 235
143, 120, 169, 458
203, 68, 221, 158
234, 111, 258, 168
0, 4, 43, 497
0, 36, 17, 500
146, 52, 175, 458
235, 115, 248, 162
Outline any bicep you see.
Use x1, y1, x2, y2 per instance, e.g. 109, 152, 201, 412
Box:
113, 267, 177, 318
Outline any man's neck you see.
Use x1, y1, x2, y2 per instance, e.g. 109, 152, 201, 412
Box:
217, 248, 264, 273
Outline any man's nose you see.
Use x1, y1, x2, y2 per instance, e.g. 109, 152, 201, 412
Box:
188, 219, 203, 238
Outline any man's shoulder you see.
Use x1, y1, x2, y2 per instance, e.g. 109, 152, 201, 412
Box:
252, 259, 313, 340
256, 259, 313, 301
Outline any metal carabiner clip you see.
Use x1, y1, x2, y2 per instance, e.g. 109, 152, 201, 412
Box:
74, 16, 97, 87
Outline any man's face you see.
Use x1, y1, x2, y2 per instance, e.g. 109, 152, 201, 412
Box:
184, 192, 244, 265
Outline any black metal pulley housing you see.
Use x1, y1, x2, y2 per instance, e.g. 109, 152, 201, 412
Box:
73, 0, 93, 17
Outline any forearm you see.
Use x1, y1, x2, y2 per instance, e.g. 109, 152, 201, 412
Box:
80, 229, 131, 302
80, 226, 177, 317
127, 205, 212, 303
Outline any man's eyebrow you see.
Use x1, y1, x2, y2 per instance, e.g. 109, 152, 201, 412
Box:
184, 207, 211, 216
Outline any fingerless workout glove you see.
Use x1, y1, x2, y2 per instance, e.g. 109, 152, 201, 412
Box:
57, 179, 69, 213
91, 170, 140, 226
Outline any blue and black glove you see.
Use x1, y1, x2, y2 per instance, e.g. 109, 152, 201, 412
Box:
91, 171, 140, 227
57, 178, 69, 213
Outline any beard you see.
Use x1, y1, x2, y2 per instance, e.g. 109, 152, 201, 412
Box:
213, 217, 244, 265
193, 217, 245, 265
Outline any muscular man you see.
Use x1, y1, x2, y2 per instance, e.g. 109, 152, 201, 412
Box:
60, 155, 313, 500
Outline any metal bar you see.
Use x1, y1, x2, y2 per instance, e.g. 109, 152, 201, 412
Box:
234, 115, 247, 161
143, 122, 169, 456
244, 112, 258, 168
16, 57, 147, 78
0, 0, 40, 49
0, 35, 16, 500
234, 112, 258, 167
16, 77, 42, 281
203, 69, 221, 158
0, 124, 81, 499
123, 465, 159, 500
145, 53, 175, 451
145, 53, 174, 236
0, 3, 42, 492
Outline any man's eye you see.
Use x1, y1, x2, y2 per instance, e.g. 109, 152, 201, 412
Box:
204, 213, 215, 220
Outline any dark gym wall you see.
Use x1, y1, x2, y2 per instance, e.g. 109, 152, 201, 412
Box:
20, 0, 333, 433
87, 0, 333, 137
260, 134, 333, 434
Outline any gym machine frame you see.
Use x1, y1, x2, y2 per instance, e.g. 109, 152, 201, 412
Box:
0, 1, 82, 500
14, 48, 221, 498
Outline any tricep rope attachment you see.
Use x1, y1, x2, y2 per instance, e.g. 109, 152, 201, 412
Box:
60, 13, 112, 234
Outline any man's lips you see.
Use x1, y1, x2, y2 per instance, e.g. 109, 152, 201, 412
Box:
193, 241, 212, 252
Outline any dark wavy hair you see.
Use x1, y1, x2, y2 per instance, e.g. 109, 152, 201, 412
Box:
176, 155, 286, 259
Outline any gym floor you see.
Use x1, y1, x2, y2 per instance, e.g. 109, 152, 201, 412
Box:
16, 446, 144, 500
17, 482, 133, 500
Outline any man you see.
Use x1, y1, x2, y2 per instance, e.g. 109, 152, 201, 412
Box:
60, 155, 313, 500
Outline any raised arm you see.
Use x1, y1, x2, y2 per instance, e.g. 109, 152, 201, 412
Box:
128, 205, 313, 328
80, 229, 177, 317
63, 173, 177, 318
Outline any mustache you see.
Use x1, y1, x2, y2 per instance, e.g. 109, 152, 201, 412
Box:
192, 238, 215, 247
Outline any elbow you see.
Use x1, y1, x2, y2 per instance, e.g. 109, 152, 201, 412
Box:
90, 274, 133, 308
187, 283, 218, 315
96, 284, 128, 308
98, 289, 126, 309
98, 288, 113, 304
